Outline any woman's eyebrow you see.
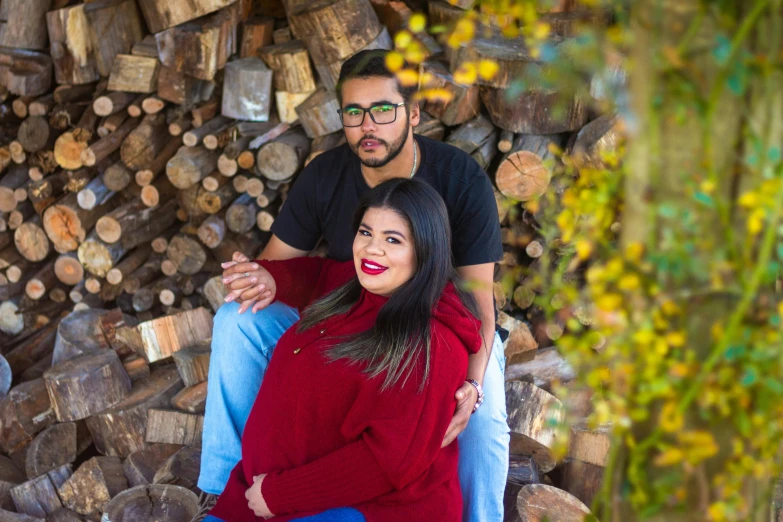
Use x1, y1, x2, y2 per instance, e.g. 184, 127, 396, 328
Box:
359, 222, 372, 230
383, 230, 405, 238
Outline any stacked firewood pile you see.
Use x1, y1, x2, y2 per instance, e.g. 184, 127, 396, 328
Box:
0, 0, 625, 519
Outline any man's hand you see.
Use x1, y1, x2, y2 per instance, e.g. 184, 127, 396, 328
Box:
222, 252, 276, 314
441, 381, 478, 448
245, 474, 274, 519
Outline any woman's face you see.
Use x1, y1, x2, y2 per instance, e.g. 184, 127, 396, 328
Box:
353, 207, 416, 296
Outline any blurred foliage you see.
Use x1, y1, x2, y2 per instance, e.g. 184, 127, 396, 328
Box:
390, 0, 783, 520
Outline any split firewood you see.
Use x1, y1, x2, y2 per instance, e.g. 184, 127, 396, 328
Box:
414, 111, 445, 141
273, 27, 292, 44
103, 483, 199, 522
295, 87, 342, 138
52, 83, 98, 105
43, 350, 131, 422
0, 378, 57, 454
256, 128, 310, 181
240, 16, 275, 58
426, 0, 466, 27
0, 0, 50, 51
85, 366, 184, 458
170, 382, 207, 413
114, 307, 213, 363
515, 484, 591, 522
155, 6, 238, 82
137, 0, 236, 33
57, 456, 127, 516
260, 40, 317, 94
495, 134, 567, 202
311, 26, 393, 91
497, 311, 538, 365
172, 343, 210, 387
505, 381, 565, 472
145, 409, 203, 445
221, 58, 274, 122
83, 0, 145, 78
306, 131, 346, 165
568, 422, 611, 468
191, 98, 220, 128
107, 55, 159, 94
151, 444, 200, 491
566, 113, 624, 171
120, 113, 168, 170
123, 356, 150, 383
0, 49, 53, 97
10, 465, 71, 518
5, 320, 58, 380
123, 444, 183, 488
24, 423, 81, 480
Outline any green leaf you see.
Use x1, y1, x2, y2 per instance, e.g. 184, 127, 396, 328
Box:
740, 366, 758, 387
725, 344, 746, 361
713, 35, 732, 64
769, 146, 782, 163
694, 192, 714, 207
764, 377, 783, 395
736, 409, 751, 437
777, 243, 783, 260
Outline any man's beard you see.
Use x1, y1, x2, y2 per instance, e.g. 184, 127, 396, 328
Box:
350, 124, 410, 168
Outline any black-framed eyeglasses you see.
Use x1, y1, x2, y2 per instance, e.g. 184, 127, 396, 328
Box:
336, 103, 406, 127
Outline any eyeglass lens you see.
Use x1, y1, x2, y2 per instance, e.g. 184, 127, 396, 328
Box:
341, 105, 399, 127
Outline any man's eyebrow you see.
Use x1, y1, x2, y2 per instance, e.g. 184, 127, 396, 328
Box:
344, 100, 398, 108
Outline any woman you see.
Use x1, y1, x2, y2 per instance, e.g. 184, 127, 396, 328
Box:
206, 178, 483, 521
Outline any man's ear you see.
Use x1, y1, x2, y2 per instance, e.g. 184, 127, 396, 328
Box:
409, 101, 421, 128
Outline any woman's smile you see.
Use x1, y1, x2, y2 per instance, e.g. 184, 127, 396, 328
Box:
360, 259, 388, 275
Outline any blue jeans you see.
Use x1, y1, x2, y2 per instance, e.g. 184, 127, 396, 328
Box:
203, 508, 365, 521
200, 301, 509, 522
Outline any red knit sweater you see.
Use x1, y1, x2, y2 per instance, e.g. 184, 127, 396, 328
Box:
209, 257, 481, 522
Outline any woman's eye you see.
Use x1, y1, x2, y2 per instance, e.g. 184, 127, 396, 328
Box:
359, 230, 370, 236
386, 237, 399, 244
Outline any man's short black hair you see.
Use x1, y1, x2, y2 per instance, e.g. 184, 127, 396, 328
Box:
336, 50, 416, 107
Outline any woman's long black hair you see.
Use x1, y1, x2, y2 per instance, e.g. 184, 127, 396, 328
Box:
297, 178, 479, 390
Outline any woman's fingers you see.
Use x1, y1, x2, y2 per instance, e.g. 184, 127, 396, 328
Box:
233, 251, 250, 263
222, 262, 260, 281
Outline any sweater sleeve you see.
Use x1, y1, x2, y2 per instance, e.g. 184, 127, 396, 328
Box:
261, 325, 467, 516
258, 257, 355, 309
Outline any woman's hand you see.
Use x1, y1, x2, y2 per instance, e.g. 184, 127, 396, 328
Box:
245, 474, 275, 519
222, 252, 277, 314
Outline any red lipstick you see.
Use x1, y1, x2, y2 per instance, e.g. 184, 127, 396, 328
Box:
361, 259, 388, 275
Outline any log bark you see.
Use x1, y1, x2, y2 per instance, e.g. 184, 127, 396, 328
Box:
120, 113, 168, 170
122, 444, 182, 487
0, 49, 53, 97
76, 175, 113, 211
170, 382, 207, 413
259, 40, 316, 93
481, 84, 587, 134
23, 260, 57, 300
0, 456, 25, 513
240, 16, 275, 58
46, 5, 100, 86
151, 444, 200, 489
57, 456, 127, 516
505, 381, 565, 472
103, 484, 199, 522
107, 55, 159, 94
83, 0, 145, 78
295, 88, 341, 139
495, 134, 568, 202
561, 459, 604, 508
81, 116, 140, 167
134, 136, 182, 187
515, 484, 591, 522
311, 26, 393, 90
182, 116, 231, 148
198, 184, 237, 214
155, 6, 238, 81
85, 366, 184, 458
93, 91, 137, 117
197, 213, 227, 248
137, 0, 236, 33
566, 113, 624, 171
0, 165, 29, 212
256, 128, 310, 181
122, 253, 162, 295
43, 350, 131, 422
568, 423, 611, 468
414, 111, 445, 141
145, 410, 203, 445
225, 193, 260, 234
496, 311, 538, 365
0, 0, 51, 51
288, 0, 381, 63
221, 58, 273, 121
446, 115, 496, 156
9, 465, 70, 518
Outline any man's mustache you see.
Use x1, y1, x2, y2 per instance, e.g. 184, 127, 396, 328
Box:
357, 135, 387, 145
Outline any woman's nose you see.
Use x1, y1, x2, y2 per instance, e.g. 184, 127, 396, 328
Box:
364, 238, 384, 254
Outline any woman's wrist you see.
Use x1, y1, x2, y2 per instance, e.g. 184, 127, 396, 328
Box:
465, 379, 484, 413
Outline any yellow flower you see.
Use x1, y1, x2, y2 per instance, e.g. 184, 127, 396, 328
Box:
596, 293, 623, 312
478, 59, 499, 81
738, 191, 758, 208
660, 401, 683, 433
665, 331, 686, 348
618, 273, 641, 292
576, 239, 593, 260
624, 241, 644, 262
453, 62, 477, 85
395, 68, 419, 87
532, 21, 550, 40
408, 13, 426, 33
654, 447, 685, 466
385, 52, 404, 72
394, 30, 413, 50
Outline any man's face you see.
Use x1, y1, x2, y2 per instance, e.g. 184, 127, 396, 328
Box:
340, 77, 419, 168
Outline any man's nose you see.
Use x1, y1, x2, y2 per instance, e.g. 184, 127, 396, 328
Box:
360, 111, 377, 132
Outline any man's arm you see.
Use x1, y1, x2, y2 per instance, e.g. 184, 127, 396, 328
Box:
441, 262, 496, 447
221, 235, 311, 313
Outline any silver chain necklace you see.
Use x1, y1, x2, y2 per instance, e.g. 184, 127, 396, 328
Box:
409, 141, 418, 178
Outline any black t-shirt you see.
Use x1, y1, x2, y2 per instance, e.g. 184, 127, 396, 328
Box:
272, 135, 503, 267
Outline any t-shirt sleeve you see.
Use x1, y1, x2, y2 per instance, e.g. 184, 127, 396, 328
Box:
270, 164, 322, 252
452, 170, 503, 266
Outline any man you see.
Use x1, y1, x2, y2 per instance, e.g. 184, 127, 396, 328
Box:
200, 50, 509, 521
